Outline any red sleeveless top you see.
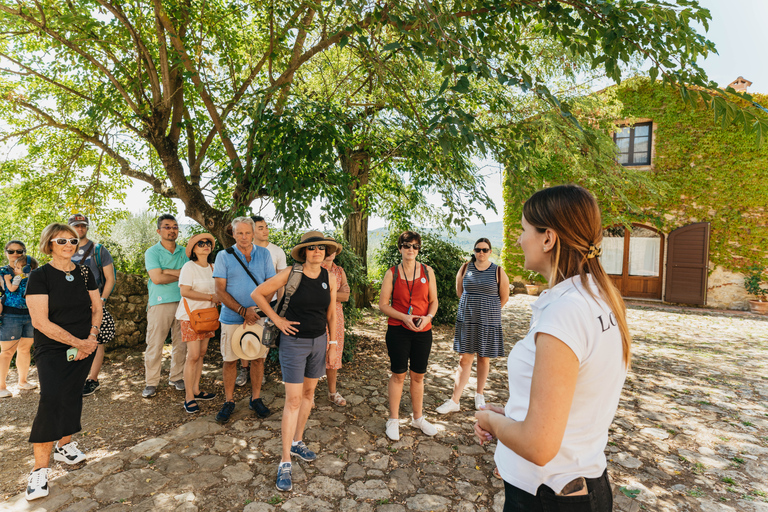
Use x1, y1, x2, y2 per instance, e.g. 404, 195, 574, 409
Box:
387, 264, 432, 331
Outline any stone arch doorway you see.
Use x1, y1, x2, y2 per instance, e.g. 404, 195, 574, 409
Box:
600, 224, 664, 299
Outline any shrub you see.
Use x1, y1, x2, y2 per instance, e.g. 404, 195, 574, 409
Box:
372, 231, 465, 325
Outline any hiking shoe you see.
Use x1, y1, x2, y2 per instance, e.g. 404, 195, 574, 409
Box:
290, 441, 316, 462
276, 462, 292, 492
436, 398, 460, 414
142, 386, 157, 398
169, 379, 185, 391
385, 418, 400, 441
215, 401, 236, 424
54, 441, 86, 465
25, 468, 50, 501
249, 397, 271, 418
183, 400, 200, 414
82, 379, 100, 396
475, 393, 486, 410
235, 366, 249, 387
411, 415, 438, 436
194, 391, 216, 401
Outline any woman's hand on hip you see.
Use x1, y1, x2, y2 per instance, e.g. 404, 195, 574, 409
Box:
275, 317, 300, 336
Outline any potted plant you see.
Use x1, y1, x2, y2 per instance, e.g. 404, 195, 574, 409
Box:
744, 264, 768, 315
524, 271, 547, 295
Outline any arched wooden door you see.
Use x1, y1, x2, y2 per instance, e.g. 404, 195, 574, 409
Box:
664, 223, 710, 305
600, 224, 664, 299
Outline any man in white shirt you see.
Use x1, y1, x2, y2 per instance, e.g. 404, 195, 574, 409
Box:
235, 216, 287, 387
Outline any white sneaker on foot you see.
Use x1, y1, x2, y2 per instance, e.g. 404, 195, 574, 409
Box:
475, 393, 486, 410
436, 398, 460, 414
385, 418, 400, 441
54, 441, 86, 465
25, 468, 50, 501
411, 415, 438, 436
0, 389, 11, 398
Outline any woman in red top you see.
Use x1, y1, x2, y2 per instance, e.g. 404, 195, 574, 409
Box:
379, 231, 439, 441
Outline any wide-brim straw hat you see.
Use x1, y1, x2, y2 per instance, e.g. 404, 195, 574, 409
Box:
230, 322, 270, 361
290, 231, 342, 262
185, 233, 216, 259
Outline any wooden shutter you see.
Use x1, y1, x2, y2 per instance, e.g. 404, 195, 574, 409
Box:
664, 223, 710, 305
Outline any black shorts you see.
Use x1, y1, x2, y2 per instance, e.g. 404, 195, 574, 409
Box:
503, 469, 613, 512
385, 324, 433, 374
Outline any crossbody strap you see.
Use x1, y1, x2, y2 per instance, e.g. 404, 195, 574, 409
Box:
226, 246, 260, 286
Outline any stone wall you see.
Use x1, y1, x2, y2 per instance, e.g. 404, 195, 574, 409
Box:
707, 266, 750, 311
105, 271, 148, 349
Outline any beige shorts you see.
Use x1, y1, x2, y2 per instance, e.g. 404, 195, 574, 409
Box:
220, 322, 266, 362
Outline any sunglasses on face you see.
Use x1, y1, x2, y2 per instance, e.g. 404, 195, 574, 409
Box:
400, 243, 421, 250
196, 240, 213, 248
474, 247, 490, 253
307, 245, 326, 251
6, 249, 24, 255
51, 238, 79, 246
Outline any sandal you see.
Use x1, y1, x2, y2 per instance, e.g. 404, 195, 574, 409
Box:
329, 392, 347, 406
493, 467, 502, 480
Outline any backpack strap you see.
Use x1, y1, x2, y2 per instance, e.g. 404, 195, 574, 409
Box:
276, 263, 304, 318
391, 265, 398, 293
421, 263, 429, 282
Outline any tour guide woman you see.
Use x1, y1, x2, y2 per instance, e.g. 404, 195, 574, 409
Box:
474, 185, 630, 511
24, 223, 103, 501
378, 231, 439, 442
252, 230, 338, 493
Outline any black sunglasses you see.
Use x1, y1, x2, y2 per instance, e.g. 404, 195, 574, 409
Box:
474, 248, 490, 253
51, 238, 79, 245
196, 240, 213, 248
400, 243, 421, 250
6, 249, 24, 255
307, 244, 326, 251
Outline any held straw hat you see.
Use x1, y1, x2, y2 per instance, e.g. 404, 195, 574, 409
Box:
230, 322, 270, 360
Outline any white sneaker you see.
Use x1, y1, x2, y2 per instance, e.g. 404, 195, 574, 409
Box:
0, 389, 11, 398
475, 393, 486, 410
54, 441, 86, 465
25, 468, 50, 501
411, 415, 438, 436
436, 398, 460, 415
385, 419, 400, 441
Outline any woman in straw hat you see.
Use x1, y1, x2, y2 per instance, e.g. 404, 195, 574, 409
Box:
174, 233, 220, 414
320, 239, 350, 406
252, 230, 338, 493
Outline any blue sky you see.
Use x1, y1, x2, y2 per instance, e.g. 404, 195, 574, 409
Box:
123, 0, 767, 230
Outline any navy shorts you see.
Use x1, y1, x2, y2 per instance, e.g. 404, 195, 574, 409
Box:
279, 333, 327, 384
0, 313, 34, 341
385, 325, 433, 374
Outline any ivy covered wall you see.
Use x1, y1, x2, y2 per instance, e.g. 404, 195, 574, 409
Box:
502, 78, 768, 300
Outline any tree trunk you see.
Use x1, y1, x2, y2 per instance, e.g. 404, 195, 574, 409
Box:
342, 149, 371, 308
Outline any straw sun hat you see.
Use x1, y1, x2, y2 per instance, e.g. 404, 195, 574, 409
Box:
290, 231, 342, 262
185, 232, 216, 259
230, 322, 270, 360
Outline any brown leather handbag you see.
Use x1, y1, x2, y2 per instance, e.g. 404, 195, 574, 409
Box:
183, 298, 220, 333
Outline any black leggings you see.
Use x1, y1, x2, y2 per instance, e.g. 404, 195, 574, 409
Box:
503, 469, 613, 512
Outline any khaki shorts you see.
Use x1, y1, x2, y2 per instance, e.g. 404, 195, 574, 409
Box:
220, 322, 266, 362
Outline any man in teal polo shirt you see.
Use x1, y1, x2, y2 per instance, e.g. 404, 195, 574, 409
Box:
142, 214, 189, 398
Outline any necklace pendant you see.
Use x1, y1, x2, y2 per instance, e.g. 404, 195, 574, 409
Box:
65, 273, 74, 282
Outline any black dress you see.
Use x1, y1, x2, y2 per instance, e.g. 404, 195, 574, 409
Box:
26, 264, 97, 443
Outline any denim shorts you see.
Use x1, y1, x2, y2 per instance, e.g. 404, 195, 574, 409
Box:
0, 313, 34, 341
279, 333, 327, 384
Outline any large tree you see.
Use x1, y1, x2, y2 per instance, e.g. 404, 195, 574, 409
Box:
1, 0, 762, 247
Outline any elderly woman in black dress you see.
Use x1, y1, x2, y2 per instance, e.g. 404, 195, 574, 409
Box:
24, 223, 102, 501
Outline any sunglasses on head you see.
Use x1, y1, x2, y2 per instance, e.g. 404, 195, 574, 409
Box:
196, 240, 213, 248
307, 244, 326, 251
51, 238, 79, 246
474, 247, 490, 253
400, 243, 421, 250
6, 249, 24, 255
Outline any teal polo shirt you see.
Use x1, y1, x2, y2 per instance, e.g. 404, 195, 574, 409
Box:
145, 242, 189, 307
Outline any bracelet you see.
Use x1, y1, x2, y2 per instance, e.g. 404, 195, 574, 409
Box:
88, 333, 97, 339
91, 325, 100, 332
237, 305, 245, 316
426, 314, 434, 318
328, 341, 338, 345
101, 297, 107, 302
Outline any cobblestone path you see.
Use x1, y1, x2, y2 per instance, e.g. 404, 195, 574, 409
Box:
1, 295, 767, 511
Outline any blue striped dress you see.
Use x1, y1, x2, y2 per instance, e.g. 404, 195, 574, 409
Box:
453, 262, 504, 358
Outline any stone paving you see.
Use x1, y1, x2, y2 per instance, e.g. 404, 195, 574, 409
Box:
1, 295, 767, 511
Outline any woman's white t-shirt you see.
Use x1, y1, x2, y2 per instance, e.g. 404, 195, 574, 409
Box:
495, 274, 628, 495
175, 261, 216, 321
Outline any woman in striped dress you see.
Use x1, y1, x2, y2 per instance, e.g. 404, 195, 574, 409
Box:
437, 238, 509, 414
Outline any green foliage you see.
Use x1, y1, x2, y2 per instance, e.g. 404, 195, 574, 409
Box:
97, 211, 159, 277
372, 231, 465, 325
744, 265, 768, 301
